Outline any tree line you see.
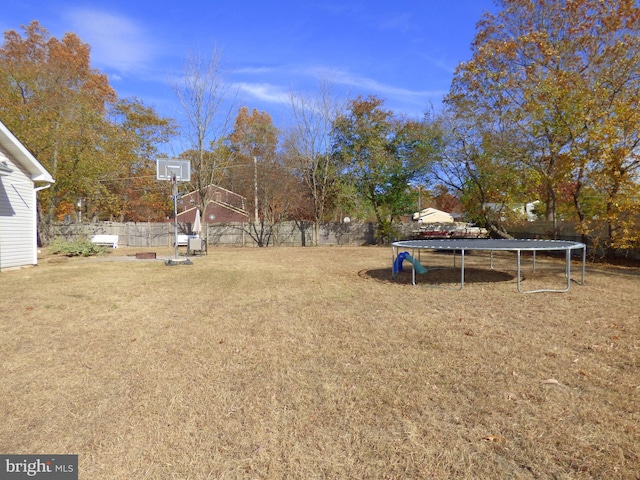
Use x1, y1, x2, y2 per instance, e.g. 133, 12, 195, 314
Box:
2, 0, 639, 254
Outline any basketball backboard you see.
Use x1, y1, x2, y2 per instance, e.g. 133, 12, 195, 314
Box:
156, 158, 191, 182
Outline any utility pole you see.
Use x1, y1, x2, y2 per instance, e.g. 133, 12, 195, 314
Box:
253, 156, 259, 222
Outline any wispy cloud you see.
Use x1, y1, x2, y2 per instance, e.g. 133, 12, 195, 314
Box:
63, 8, 158, 75
233, 64, 444, 119
418, 54, 458, 75
233, 66, 278, 75
377, 13, 413, 34
235, 63, 444, 100
233, 82, 290, 105
303, 66, 446, 100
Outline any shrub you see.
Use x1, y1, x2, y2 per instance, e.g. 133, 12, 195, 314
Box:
375, 220, 399, 245
50, 238, 106, 257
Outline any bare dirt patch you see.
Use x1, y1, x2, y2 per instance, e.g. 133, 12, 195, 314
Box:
2, 246, 638, 479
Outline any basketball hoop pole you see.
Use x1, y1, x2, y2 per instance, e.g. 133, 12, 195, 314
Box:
172, 174, 179, 259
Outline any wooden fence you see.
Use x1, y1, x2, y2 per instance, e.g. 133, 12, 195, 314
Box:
52, 221, 386, 247
51, 220, 638, 258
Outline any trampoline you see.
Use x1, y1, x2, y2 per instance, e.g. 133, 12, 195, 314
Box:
392, 238, 586, 293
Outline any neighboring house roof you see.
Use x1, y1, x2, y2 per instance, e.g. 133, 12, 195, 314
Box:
0, 121, 54, 184
177, 184, 249, 225
412, 207, 454, 224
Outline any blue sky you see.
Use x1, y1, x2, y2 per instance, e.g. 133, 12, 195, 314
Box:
2, 1, 496, 153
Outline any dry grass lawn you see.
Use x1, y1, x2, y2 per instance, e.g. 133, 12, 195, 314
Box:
1, 246, 639, 479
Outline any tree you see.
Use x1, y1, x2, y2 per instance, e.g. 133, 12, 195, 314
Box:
172, 47, 236, 220
0, 21, 176, 238
332, 96, 439, 243
1, 22, 117, 240
101, 98, 177, 221
431, 110, 527, 237
431, 184, 461, 214
227, 107, 291, 246
446, 0, 640, 251
283, 80, 348, 245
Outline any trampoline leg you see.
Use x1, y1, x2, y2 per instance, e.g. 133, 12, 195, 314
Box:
518, 247, 578, 293
517, 250, 522, 292
460, 249, 465, 290
532, 250, 536, 272
412, 248, 417, 286
391, 245, 396, 279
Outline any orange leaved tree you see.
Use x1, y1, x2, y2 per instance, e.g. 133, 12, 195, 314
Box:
446, 0, 640, 252
0, 21, 176, 239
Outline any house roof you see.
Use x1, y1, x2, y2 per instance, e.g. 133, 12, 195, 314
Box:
181, 184, 245, 201
413, 207, 454, 221
0, 120, 54, 184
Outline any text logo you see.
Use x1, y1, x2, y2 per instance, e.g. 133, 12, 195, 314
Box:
0, 455, 77, 479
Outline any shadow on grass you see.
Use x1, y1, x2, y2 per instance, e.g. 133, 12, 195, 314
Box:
359, 266, 517, 286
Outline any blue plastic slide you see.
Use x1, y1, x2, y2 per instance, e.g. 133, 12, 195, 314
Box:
393, 251, 428, 275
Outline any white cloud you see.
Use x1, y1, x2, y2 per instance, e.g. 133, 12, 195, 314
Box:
304, 66, 446, 100
64, 8, 158, 75
232, 64, 446, 118
233, 66, 278, 75
233, 82, 290, 105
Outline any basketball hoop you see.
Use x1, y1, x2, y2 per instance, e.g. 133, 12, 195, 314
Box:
157, 158, 191, 182
156, 158, 191, 261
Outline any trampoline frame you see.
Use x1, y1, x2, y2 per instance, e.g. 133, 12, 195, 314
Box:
391, 239, 586, 293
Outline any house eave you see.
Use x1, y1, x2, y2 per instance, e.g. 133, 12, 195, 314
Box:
0, 120, 54, 184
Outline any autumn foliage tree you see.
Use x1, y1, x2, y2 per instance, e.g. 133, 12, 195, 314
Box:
431, 111, 528, 237
0, 21, 175, 238
227, 107, 278, 213
102, 99, 177, 221
1, 22, 114, 234
227, 106, 305, 246
446, 0, 640, 252
332, 96, 440, 243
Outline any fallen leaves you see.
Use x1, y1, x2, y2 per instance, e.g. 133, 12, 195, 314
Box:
483, 435, 507, 443
541, 378, 560, 385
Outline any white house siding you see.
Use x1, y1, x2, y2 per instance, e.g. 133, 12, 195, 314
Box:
413, 208, 455, 224
0, 149, 36, 270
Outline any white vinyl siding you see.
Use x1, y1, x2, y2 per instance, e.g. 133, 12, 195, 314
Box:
0, 150, 36, 270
